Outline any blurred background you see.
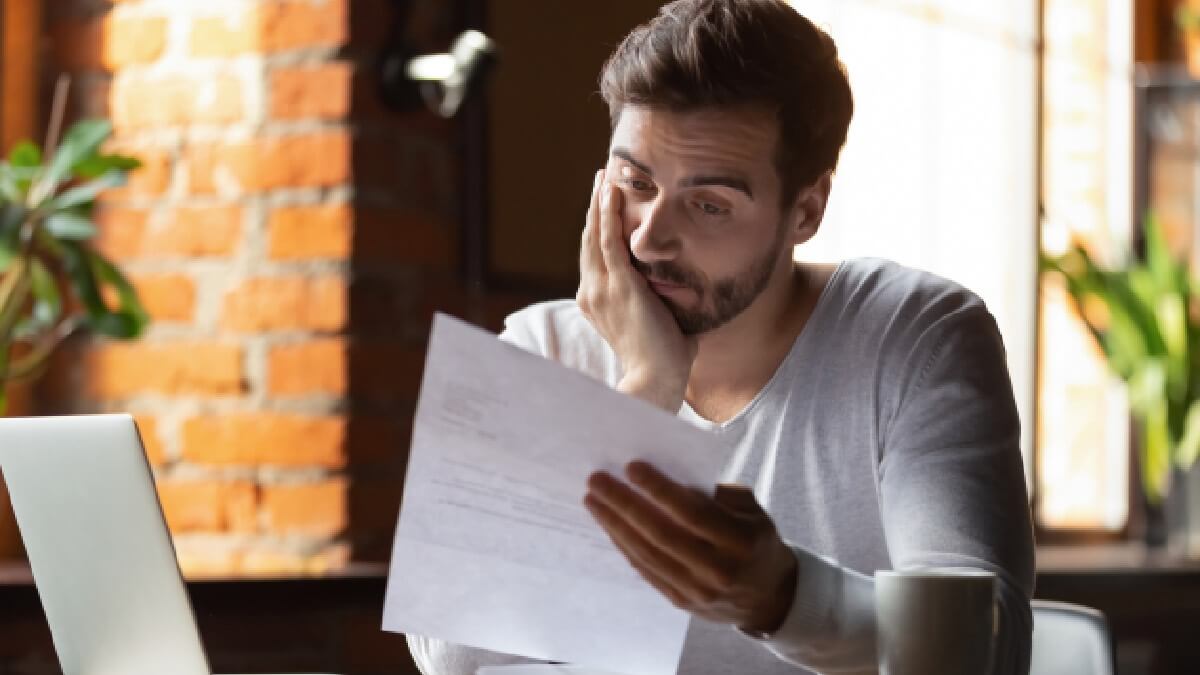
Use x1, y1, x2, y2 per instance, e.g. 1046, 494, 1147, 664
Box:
0, 0, 1198, 673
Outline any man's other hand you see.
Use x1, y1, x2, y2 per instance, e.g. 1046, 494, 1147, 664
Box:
576, 169, 697, 413
584, 460, 798, 635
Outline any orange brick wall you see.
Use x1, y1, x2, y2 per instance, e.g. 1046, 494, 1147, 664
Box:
34, 0, 531, 577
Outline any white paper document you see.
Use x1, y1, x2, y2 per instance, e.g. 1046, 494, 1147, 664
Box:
383, 314, 729, 675
477, 666, 629, 675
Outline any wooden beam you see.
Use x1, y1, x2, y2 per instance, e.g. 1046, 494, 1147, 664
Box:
2, 0, 42, 153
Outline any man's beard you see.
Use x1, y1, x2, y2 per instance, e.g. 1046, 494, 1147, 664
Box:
631, 228, 786, 335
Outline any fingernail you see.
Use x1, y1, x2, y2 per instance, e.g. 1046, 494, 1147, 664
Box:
627, 461, 649, 483
600, 185, 611, 207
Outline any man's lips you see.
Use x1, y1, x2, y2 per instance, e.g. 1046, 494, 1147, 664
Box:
646, 278, 690, 296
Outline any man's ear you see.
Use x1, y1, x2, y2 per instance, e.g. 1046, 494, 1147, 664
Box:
783, 172, 832, 247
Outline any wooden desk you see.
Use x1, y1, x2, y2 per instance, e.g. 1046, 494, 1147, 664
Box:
1037, 544, 1200, 675
2, 548, 1198, 674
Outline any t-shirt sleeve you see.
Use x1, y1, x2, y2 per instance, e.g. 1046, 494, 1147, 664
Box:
757, 305, 1035, 674
406, 634, 549, 675
498, 306, 548, 356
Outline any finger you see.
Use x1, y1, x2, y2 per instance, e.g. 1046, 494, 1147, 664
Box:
597, 181, 633, 274
627, 553, 697, 611
713, 483, 767, 516
625, 461, 752, 552
587, 472, 736, 588
584, 490, 717, 602
580, 169, 607, 277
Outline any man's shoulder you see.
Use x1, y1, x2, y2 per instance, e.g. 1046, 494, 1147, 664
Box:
501, 299, 590, 351
500, 300, 621, 383
835, 257, 989, 333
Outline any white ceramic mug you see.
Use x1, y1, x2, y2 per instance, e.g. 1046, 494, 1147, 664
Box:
875, 568, 998, 675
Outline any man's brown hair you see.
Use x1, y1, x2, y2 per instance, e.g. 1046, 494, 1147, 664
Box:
600, 0, 853, 207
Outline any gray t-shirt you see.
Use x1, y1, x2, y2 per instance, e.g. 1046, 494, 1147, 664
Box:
408, 257, 1035, 675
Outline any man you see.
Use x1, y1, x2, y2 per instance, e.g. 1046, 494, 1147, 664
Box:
409, 0, 1035, 673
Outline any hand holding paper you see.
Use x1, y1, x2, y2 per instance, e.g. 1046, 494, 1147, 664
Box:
584, 464, 799, 635
383, 314, 728, 675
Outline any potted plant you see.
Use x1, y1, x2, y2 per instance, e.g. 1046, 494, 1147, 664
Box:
1041, 216, 1200, 555
0, 86, 149, 559
0, 126, 149, 411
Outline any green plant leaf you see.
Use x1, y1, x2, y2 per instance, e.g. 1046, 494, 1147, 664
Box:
1129, 360, 1167, 415
1158, 293, 1190, 399
35, 119, 113, 204
7, 141, 41, 168
72, 153, 141, 180
0, 203, 26, 239
43, 211, 97, 241
1142, 398, 1173, 503
1177, 400, 1200, 470
0, 165, 23, 203
0, 254, 31, 339
28, 257, 61, 326
46, 170, 126, 213
61, 242, 148, 340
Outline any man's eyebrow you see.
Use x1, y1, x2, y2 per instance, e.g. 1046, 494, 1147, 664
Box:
611, 148, 652, 176
681, 175, 754, 199
610, 147, 755, 200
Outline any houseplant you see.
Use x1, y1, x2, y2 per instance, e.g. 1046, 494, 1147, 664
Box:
0, 119, 148, 414
0, 86, 148, 559
1041, 216, 1200, 554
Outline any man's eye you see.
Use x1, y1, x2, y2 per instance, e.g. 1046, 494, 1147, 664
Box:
697, 202, 729, 217
624, 178, 653, 191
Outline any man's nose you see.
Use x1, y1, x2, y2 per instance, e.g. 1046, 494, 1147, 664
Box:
628, 198, 679, 264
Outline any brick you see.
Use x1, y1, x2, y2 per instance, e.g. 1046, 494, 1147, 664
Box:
188, 133, 351, 193
267, 204, 352, 260
103, 15, 168, 68
190, 1, 348, 57
94, 206, 149, 260
221, 276, 347, 333
156, 480, 258, 533
269, 62, 352, 120
356, 209, 456, 267
145, 206, 242, 257
261, 478, 348, 537
228, 132, 351, 190
83, 342, 244, 397
103, 145, 172, 198
240, 543, 350, 576
175, 544, 243, 579
112, 72, 244, 130
181, 413, 348, 468
133, 415, 167, 467
124, 274, 196, 322
267, 338, 346, 396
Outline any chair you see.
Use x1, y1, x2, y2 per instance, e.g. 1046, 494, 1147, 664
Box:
1030, 600, 1115, 675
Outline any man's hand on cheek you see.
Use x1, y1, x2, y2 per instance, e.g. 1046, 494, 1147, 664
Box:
576, 169, 697, 413
584, 461, 799, 635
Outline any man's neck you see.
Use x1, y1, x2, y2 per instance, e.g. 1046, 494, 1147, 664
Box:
686, 261, 827, 403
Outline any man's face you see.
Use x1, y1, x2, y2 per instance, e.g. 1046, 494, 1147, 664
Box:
605, 105, 794, 335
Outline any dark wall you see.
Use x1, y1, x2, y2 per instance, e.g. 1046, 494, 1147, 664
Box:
487, 0, 663, 290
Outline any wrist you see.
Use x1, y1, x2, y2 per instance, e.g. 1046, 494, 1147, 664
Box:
617, 367, 687, 413
738, 547, 799, 638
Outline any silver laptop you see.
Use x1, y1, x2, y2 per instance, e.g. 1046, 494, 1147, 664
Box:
0, 414, 335, 675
